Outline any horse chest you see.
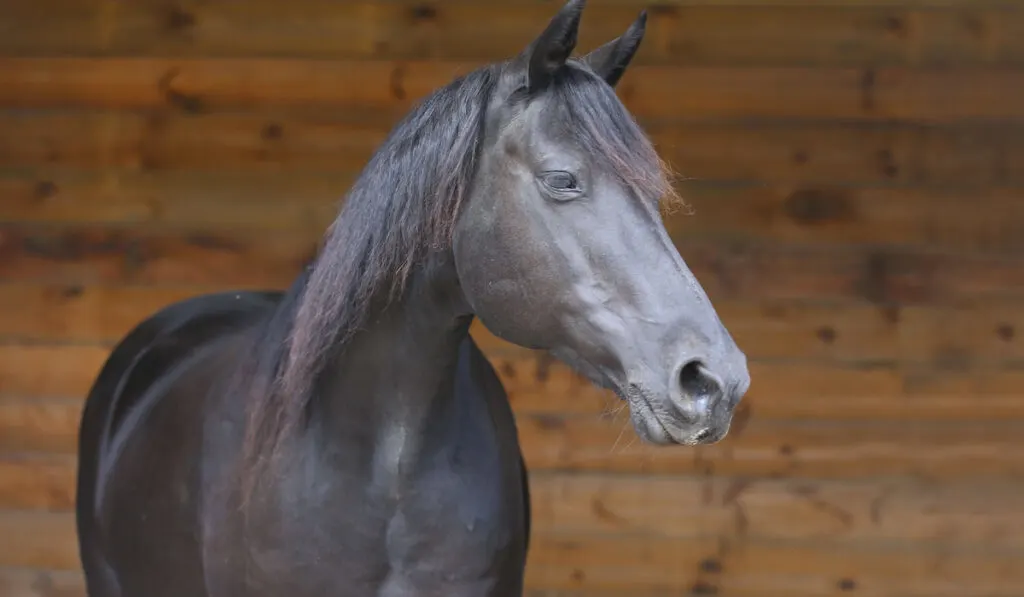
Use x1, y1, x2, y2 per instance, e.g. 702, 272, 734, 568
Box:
373, 462, 524, 597
223, 431, 525, 597
375, 434, 523, 574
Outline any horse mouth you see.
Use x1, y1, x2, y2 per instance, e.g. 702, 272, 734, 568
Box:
624, 390, 725, 447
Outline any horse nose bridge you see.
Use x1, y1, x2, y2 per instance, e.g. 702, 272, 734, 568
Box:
656, 307, 730, 359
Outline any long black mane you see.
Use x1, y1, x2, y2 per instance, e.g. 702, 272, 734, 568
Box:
239, 58, 679, 488
285, 66, 503, 400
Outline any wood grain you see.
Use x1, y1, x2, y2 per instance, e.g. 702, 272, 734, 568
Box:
2, 225, 1024, 303
0, 512, 80, 571
4, 112, 1024, 189
708, 299, 1024, 364
2, 343, 1023, 422
6, 168, 1024, 256
0, 398, 81, 454
0, 225, 319, 289
677, 184, 1024, 255
1, 1, 1022, 68
666, 120, 1024, 188
2, 510, 1021, 595
0, 1, 1015, 593
2, 453, 1022, 550
4, 393, 1023, 481
0, 110, 386, 172
0, 169, 349, 232
0, 345, 108, 398
0, 455, 76, 511
498, 353, 1024, 421
1, 285, 1022, 365
517, 415, 1024, 480
520, 534, 1024, 596
0, 285, 212, 346
1, 1, 1022, 593
0, 567, 84, 597
1, 59, 1022, 122
534, 474, 1024, 549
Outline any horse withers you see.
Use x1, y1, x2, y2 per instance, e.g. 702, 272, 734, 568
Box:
75, 1, 750, 595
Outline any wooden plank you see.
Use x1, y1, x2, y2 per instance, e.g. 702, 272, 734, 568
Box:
672, 239, 1024, 304
0, 399, 81, 454
498, 354, 1024, 421
507, 355, 1024, 421
0, 512, 79, 571
601, 0, 1016, 4
2, 509, 1020, 595
3, 111, 1022, 256
0, 285, 207, 346
0, 283, 514, 358
0, 58, 410, 116
531, 473, 1024, 550
1, 59, 1022, 122
712, 299, 1024, 365
2, 452, 1022, 550
676, 184, 1024, 255
0, 346, 108, 398
0, 455, 75, 511
0, 224, 319, 289
1, 284, 1023, 365
521, 534, 1024, 596
588, 0, 1020, 5
4, 392, 1024, 480
2, 343, 1024, 422
0, 566, 811, 597
588, 0, 1014, 4
5, 171, 1024, 256
518, 416, 1024, 480
661, 120, 1024, 187
0, 110, 386, 173
2, 1, 1023, 68
0, 169, 349, 232
0, 567, 84, 597
2, 225, 1024, 303
4, 112, 1024, 189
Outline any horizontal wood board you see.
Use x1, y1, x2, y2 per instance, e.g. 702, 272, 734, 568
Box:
2, 1, 1023, 595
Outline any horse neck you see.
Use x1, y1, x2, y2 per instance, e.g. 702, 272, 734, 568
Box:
310, 253, 474, 485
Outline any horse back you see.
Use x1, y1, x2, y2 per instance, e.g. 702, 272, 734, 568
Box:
75, 289, 282, 596
79, 289, 282, 468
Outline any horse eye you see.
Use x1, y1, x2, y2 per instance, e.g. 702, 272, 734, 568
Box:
542, 171, 578, 191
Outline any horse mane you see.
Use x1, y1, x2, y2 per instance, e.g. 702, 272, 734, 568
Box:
283, 66, 505, 400
238, 58, 680, 493
238, 63, 501, 490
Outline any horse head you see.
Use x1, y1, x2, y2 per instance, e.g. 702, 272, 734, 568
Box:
453, 0, 751, 446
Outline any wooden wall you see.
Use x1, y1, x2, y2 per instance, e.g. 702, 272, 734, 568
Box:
2, 0, 1023, 595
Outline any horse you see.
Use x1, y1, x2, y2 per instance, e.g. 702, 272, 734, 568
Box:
74, 1, 751, 595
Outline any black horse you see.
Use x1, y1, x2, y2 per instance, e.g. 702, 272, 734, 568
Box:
75, 1, 751, 595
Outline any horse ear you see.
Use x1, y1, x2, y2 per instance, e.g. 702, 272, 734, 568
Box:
581, 10, 647, 88
520, 0, 586, 93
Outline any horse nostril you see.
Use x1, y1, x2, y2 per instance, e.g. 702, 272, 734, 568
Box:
693, 428, 711, 442
678, 359, 718, 398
